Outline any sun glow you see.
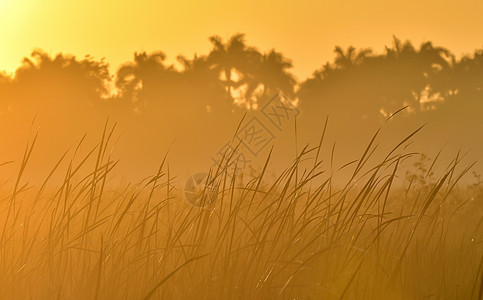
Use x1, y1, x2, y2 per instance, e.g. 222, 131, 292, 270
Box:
0, 0, 37, 74
0, 0, 12, 16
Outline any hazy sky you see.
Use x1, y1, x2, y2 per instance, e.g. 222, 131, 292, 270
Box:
1, 0, 482, 80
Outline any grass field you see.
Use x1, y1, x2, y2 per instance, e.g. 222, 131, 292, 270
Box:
0, 123, 481, 299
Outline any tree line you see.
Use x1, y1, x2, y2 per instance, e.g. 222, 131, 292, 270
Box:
0, 34, 482, 122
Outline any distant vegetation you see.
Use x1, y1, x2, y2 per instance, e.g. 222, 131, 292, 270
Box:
1, 33, 482, 183
0, 34, 482, 120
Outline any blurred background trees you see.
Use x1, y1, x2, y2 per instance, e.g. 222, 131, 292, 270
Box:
0, 34, 481, 180
1, 34, 481, 121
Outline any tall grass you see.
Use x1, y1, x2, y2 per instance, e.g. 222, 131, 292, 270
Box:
0, 121, 481, 299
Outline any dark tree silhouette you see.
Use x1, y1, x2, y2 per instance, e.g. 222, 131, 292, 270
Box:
436, 49, 483, 112
243, 49, 297, 108
176, 54, 230, 113
0, 34, 480, 137
298, 37, 452, 123
11, 50, 110, 112
207, 34, 262, 106
333, 46, 371, 69
116, 51, 179, 112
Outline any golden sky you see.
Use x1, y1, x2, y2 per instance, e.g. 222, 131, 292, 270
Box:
1, 0, 482, 80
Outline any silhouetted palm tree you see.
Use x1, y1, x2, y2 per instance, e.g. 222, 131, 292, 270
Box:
207, 34, 261, 103
453, 50, 483, 97
436, 49, 483, 112
176, 54, 229, 113
116, 51, 178, 111
333, 46, 372, 69
298, 37, 453, 123
244, 49, 297, 108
